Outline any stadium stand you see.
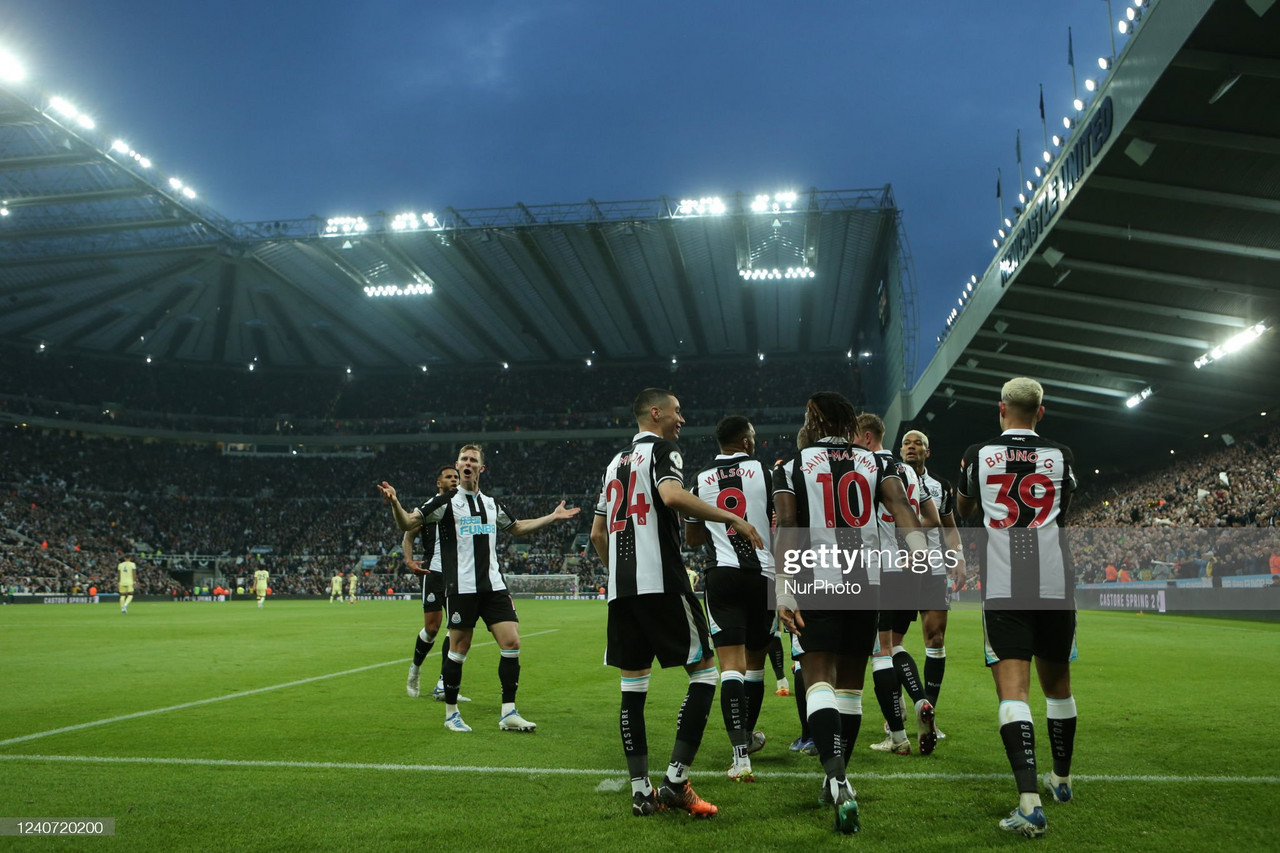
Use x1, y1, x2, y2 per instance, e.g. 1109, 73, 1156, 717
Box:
4, 418, 1278, 600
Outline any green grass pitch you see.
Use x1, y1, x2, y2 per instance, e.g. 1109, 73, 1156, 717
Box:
1, 599, 1276, 851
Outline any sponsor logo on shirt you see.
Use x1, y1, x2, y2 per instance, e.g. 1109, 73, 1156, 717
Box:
459, 516, 496, 537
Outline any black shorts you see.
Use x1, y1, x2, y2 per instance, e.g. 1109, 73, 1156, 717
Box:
422, 571, 446, 613
447, 590, 518, 631
878, 572, 918, 633
918, 573, 950, 611
606, 592, 713, 671
795, 608, 878, 657
704, 567, 773, 650
877, 608, 918, 635
982, 608, 1078, 665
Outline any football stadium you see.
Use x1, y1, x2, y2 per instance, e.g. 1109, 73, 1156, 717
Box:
1, 1, 1278, 849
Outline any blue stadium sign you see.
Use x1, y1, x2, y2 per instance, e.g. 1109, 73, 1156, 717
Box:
999, 96, 1114, 286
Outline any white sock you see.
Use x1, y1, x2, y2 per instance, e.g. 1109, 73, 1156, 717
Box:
501, 701, 516, 716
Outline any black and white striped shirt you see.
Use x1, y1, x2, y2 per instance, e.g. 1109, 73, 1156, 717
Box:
873, 450, 931, 574
773, 437, 900, 587
958, 429, 1076, 603
417, 488, 516, 595
688, 453, 775, 577
918, 468, 955, 576
595, 432, 685, 601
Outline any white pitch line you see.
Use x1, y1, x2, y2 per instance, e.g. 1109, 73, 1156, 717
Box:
0, 754, 1275, 785
0, 629, 558, 748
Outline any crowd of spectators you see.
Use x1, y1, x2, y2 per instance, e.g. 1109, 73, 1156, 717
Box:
1063, 425, 1280, 584
3, 389, 1277, 597
0, 345, 860, 435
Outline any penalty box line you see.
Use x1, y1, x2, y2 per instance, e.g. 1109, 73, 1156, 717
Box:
0, 629, 558, 748
0, 754, 1275, 785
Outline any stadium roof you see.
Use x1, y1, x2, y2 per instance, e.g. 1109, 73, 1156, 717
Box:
894, 0, 1280, 472
0, 70, 909, 373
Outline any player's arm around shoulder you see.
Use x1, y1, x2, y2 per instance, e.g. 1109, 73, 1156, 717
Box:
657, 479, 762, 550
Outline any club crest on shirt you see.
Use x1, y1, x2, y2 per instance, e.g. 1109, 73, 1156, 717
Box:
427, 593, 436, 603
451, 612, 461, 624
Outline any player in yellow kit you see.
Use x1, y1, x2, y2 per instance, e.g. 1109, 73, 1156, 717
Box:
347, 570, 358, 604
117, 555, 137, 614
330, 572, 343, 603
254, 567, 270, 609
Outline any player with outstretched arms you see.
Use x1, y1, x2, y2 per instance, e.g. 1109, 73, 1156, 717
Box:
380, 443, 579, 733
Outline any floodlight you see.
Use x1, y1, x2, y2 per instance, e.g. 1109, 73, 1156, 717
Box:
49, 96, 77, 118
111, 139, 129, 153
1126, 6, 1139, 20
1194, 322, 1268, 367
757, 352, 765, 361
0, 48, 25, 83
993, 238, 999, 248
676, 196, 726, 216
1085, 78, 1097, 92
1118, 20, 1130, 34
1098, 57, 1110, 70
1052, 134, 1063, 147
138, 157, 151, 169
966, 282, 973, 292
1063, 116, 1073, 129
1042, 150, 1051, 163
1073, 98, 1085, 112
182, 187, 196, 199
0, 207, 8, 217
1003, 218, 1013, 228
76, 114, 94, 130
1125, 387, 1153, 408
1025, 179, 1034, 192
325, 216, 369, 235
169, 178, 183, 189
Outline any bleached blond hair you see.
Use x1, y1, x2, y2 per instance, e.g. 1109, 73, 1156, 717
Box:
1000, 377, 1044, 417
902, 429, 930, 449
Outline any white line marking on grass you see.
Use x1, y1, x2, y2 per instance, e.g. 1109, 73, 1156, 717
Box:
0, 754, 1275, 785
0, 629, 558, 747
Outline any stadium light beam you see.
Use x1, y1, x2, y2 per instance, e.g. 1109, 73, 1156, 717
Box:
363, 283, 434, 297
1125, 387, 1153, 409
1193, 322, 1269, 368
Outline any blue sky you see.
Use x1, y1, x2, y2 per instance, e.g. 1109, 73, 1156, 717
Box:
1, 1, 1122, 376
